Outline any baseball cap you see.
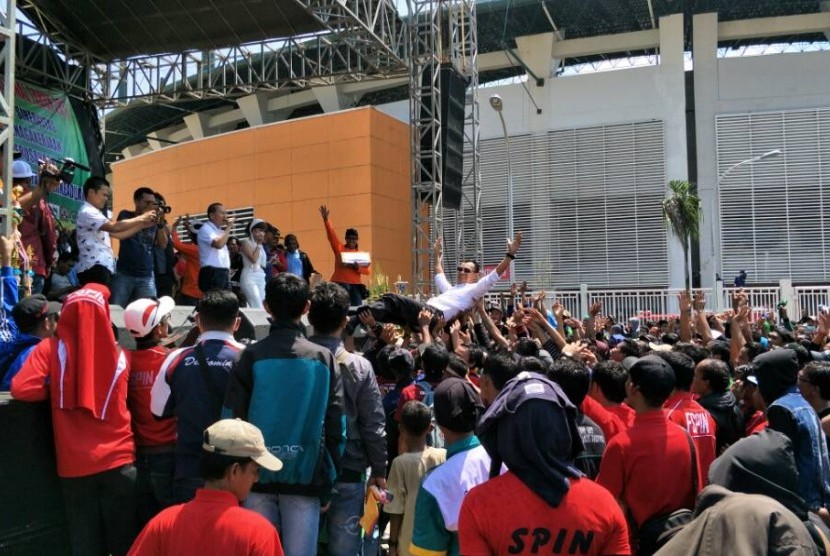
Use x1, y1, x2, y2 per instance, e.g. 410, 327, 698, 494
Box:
12, 160, 33, 179
12, 295, 60, 331
434, 377, 484, 433
203, 419, 283, 471
124, 296, 175, 338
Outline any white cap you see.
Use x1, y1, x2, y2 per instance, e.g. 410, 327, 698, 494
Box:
12, 160, 33, 179
203, 419, 283, 471
123, 296, 175, 338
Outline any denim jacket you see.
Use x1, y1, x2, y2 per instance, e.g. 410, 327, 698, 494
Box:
770, 387, 830, 510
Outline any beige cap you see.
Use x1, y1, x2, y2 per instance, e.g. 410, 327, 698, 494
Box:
203, 419, 283, 472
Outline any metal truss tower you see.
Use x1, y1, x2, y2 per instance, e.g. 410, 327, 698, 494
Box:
0, 0, 15, 236
407, 0, 481, 296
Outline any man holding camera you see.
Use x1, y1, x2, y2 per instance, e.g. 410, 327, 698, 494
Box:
111, 187, 169, 307
76, 178, 157, 289
16, 159, 60, 294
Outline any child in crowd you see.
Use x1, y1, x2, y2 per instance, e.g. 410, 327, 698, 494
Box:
384, 401, 446, 556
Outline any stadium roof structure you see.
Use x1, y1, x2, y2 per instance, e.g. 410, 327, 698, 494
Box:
15, 0, 827, 161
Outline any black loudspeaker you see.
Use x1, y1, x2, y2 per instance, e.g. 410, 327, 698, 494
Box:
0, 395, 71, 554
419, 63, 468, 210
236, 308, 273, 343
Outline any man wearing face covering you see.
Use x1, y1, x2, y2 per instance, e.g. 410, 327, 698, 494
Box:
753, 349, 830, 513
11, 284, 137, 555
459, 372, 630, 556
656, 429, 827, 555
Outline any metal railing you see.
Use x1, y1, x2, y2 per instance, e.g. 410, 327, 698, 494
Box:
483, 283, 830, 322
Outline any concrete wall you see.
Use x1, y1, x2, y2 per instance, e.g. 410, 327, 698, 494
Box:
694, 12, 830, 288
111, 107, 413, 285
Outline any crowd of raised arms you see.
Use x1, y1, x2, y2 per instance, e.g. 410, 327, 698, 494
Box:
4, 177, 830, 556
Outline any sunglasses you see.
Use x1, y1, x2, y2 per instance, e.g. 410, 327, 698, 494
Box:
457, 267, 475, 274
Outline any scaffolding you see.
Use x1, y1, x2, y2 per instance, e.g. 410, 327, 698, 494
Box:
0, 0, 15, 236
407, 0, 481, 296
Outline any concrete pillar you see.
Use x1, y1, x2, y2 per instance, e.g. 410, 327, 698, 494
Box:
659, 13, 689, 293
514, 33, 557, 83
237, 92, 273, 127
313, 85, 348, 113
692, 13, 720, 290
183, 111, 213, 140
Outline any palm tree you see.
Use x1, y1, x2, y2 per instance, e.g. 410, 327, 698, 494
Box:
662, 179, 702, 291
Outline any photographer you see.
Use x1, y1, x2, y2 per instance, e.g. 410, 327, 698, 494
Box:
153, 192, 175, 298
111, 187, 169, 307
76, 177, 157, 288
196, 203, 235, 293
16, 160, 60, 294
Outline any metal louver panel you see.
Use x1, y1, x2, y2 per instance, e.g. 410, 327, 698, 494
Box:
444, 120, 667, 289
717, 109, 830, 284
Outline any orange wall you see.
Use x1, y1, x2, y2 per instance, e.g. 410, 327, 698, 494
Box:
111, 107, 412, 285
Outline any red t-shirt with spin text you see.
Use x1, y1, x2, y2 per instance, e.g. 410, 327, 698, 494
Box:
663, 391, 717, 488
459, 471, 630, 555
127, 346, 176, 447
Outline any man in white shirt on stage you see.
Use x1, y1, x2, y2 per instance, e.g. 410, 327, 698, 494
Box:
196, 203, 235, 293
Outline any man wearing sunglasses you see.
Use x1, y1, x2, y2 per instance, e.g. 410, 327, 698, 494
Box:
348, 232, 522, 334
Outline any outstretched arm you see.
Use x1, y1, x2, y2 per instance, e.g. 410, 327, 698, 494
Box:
494, 232, 523, 277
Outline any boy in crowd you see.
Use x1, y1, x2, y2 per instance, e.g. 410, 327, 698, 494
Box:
385, 401, 446, 556
128, 419, 284, 556
124, 296, 177, 526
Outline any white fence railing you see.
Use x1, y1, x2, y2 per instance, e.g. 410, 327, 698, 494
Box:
484, 282, 830, 323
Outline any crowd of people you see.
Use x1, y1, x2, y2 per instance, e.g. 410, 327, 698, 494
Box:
5, 168, 830, 556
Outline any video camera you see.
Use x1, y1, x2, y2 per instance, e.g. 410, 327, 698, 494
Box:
155, 199, 172, 214
38, 157, 91, 185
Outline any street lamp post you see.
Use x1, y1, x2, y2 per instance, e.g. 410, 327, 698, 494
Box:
489, 94, 515, 280
713, 149, 782, 288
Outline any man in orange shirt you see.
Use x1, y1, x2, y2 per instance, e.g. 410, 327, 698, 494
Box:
320, 205, 370, 306
171, 215, 202, 305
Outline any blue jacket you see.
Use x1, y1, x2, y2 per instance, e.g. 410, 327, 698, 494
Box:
224, 320, 345, 498
0, 266, 19, 343
0, 333, 41, 390
151, 331, 244, 480
768, 386, 830, 510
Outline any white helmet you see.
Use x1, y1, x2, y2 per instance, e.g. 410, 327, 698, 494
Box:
124, 296, 175, 338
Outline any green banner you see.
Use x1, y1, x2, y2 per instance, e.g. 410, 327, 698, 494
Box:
12, 80, 91, 229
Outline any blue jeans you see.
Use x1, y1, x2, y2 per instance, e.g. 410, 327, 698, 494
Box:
244, 492, 320, 556
111, 272, 157, 307
135, 449, 175, 527
172, 476, 204, 504
326, 481, 379, 556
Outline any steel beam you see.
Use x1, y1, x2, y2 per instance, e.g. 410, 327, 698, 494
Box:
1, 0, 15, 237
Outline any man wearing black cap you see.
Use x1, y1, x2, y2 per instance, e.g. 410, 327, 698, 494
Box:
459, 372, 629, 555
753, 349, 830, 513
410, 377, 489, 556
597, 356, 697, 542
0, 294, 59, 390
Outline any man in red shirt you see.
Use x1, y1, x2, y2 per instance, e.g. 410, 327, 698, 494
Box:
11, 284, 137, 555
656, 350, 717, 486
597, 356, 697, 537
581, 360, 635, 441
124, 296, 177, 526
129, 419, 285, 556
460, 372, 630, 556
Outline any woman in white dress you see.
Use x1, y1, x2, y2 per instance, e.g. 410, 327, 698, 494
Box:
239, 219, 267, 309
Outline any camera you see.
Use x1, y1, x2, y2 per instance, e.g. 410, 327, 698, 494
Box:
155, 199, 172, 214
38, 157, 91, 185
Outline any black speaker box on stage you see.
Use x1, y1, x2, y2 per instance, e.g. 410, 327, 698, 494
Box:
0, 395, 70, 555
419, 63, 469, 210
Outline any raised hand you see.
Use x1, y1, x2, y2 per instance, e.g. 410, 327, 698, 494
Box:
692, 290, 706, 312
589, 300, 603, 317
319, 205, 330, 221
678, 290, 692, 313
418, 308, 434, 328
507, 231, 523, 255
433, 237, 443, 258
358, 310, 377, 329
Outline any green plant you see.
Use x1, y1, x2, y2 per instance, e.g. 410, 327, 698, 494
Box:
367, 263, 392, 301
662, 179, 702, 291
